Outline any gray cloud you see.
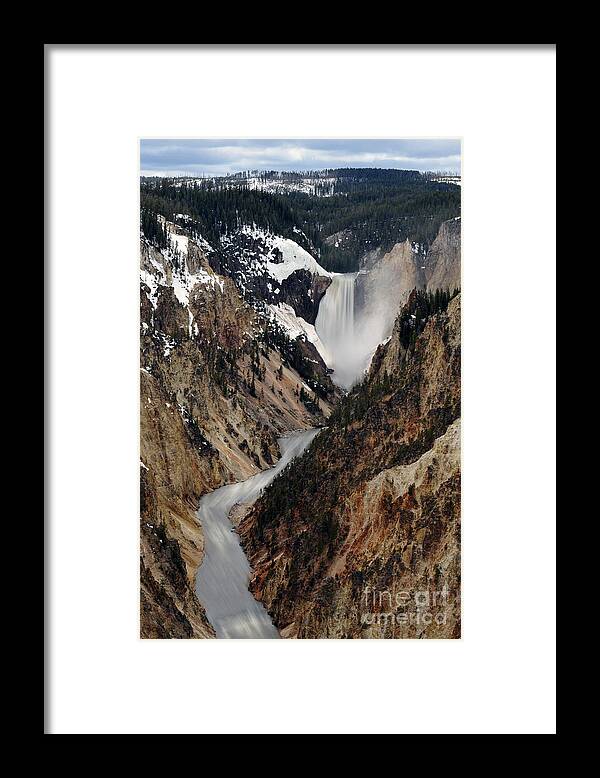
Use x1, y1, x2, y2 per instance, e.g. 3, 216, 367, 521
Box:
140, 139, 461, 176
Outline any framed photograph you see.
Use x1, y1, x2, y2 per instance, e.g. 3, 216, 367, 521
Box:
46, 44, 556, 734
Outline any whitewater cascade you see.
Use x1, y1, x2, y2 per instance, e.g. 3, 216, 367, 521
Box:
196, 429, 320, 638
315, 273, 358, 390
317, 271, 383, 390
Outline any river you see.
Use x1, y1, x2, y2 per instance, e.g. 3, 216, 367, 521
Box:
195, 428, 320, 638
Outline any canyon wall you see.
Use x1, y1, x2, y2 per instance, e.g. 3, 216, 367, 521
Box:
140, 223, 335, 638
239, 293, 461, 638
422, 216, 461, 291
355, 217, 461, 344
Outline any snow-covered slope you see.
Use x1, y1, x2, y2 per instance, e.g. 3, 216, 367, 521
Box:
170, 173, 337, 198
208, 224, 333, 328
261, 235, 331, 283
241, 175, 337, 197
141, 221, 224, 335
220, 225, 330, 284
268, 302, 329, 364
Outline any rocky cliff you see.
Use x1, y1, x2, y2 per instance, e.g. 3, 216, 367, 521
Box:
355, 217, 461, 342
239, 292, 461, 638
279, 269, 331, 325
422, 217, 461, 291
206, 224, 332, 320
355, 239, 427, 343
140, 219, 336, 638
140, 369, 217, 639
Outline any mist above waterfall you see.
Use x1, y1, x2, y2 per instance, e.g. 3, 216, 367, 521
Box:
316, 271, 397, 390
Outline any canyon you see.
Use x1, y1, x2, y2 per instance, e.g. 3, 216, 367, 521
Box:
239, 292, 461, 638
140, 172, 461, 639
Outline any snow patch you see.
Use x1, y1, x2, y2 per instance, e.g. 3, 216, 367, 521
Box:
268, 302, 329, 363
169, 231, 189, 256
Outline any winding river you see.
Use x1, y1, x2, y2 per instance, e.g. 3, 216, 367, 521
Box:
195, 428, 320, 638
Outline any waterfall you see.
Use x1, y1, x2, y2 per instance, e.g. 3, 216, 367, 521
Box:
315, 273, 360, 390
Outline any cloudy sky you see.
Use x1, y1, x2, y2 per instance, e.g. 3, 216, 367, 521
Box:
140, 139, 461, 177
